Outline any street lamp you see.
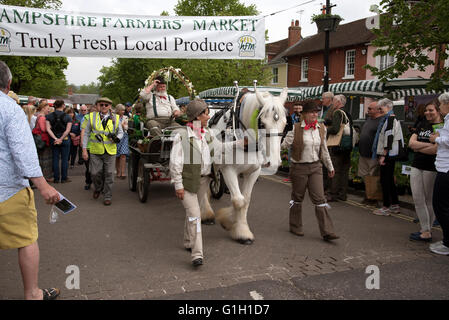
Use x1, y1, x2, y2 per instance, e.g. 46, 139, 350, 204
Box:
311, 1, 341, 92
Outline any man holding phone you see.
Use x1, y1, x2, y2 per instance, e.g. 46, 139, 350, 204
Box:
0, 61, 61, 300
140, 75, 181, 137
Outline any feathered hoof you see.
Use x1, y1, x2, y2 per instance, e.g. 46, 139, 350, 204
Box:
201, 219, 215, 225
237, 238, 254, 245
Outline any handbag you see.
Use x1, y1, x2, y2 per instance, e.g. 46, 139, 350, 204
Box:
364, 175, 383, 200
33, 133, 46, 150
72, 135, 81, 146
326, 110, 348, 147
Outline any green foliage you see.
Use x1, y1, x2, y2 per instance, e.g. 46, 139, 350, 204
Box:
174, 0, 258, 16
0, 0, 68, 97
310, 13, 343, 23
365, 0, 449, 91
77, 82, 101, 94
98, 0, 270, 104
0, 0, 61, 9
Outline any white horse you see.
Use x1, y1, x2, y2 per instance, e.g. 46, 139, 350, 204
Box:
201, 85, 288, 244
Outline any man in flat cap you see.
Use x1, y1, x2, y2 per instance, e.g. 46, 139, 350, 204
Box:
140, 75, 181, 137
82, 97, 124, 205
170, 99, 246, 268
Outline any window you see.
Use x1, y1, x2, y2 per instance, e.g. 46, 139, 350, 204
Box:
301, 57, 308, 81
272, 67, 278, 84
379, 54, 395, 71
345, 49, 356, 78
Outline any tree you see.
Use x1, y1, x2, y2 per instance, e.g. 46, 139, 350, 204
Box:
0, 0, 69, 97
174, 0, 257, 16
365, 0, 449, 91
99, 0, 270, 104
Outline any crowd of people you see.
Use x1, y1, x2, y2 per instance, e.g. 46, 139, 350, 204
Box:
2, 56, 449, 299
282, 91, 449, 256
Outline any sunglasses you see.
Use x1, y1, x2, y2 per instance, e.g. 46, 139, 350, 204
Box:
99, 103, 110, 107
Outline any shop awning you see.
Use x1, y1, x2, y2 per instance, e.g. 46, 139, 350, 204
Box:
298, 80, 386, 100
199, 86, 304, 102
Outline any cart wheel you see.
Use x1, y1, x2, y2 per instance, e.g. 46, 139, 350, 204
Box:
137, 158, 150, 203
128, 153, 139, 191
210, 171, 225, 199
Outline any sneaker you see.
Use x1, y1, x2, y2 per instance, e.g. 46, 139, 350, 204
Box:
389, 205, 400, 214
429, 243, 449, 255
373, 207, 391, 216
282, 178, 291, 183
433, 220, 440, 227
430, 241, 443, 249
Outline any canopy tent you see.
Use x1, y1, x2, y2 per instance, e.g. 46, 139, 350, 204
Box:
296, 79, 449, 101
199, 86, 304, 102
198, 79, 449, 104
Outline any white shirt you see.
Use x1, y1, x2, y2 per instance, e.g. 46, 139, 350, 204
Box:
281, 121, 334, 172
435, 113, 449, 173
169, 127, 242, 191
140, 89, 180, 119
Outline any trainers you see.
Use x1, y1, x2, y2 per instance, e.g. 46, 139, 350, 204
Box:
430, 241, 443, 249
429, 243, 449, 255
433, 220, 440, 227
389, 205, 400, 214
282, 178, 291, 183
373, 207, 391, 216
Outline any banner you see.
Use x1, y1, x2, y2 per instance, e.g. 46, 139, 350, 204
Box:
0, 5, 265, 59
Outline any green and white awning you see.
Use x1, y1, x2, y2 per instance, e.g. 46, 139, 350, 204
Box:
297, 80, 386, 100
199, 86, 304, 102
199, 79, 449, 103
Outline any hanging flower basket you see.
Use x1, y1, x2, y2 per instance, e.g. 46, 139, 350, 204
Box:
311, 14, 342, 32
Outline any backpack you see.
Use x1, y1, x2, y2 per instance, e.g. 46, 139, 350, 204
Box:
51, 111, 67, 138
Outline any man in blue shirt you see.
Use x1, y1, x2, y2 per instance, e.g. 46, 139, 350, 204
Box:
0, 61, 61, 300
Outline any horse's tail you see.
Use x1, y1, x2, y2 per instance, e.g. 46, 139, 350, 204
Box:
215, 206, 235, 231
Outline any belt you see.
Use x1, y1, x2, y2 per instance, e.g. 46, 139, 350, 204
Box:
293, 160, 319, 165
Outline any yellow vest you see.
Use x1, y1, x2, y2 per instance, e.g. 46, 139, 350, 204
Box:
89, 112, 120, 155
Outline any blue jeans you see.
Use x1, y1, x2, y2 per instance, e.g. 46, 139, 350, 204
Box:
51, 138, 70, 182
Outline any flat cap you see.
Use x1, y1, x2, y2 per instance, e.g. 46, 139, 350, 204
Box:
95, 97, 113, 105
186, 99, 208, 121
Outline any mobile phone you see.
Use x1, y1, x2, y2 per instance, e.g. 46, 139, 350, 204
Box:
54, 198, 76, 214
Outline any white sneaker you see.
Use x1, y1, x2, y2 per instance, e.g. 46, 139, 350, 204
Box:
373, 207, 391, 216
389, 205, 400, 214
429, 243, 449, 255
430, 241, 443, 249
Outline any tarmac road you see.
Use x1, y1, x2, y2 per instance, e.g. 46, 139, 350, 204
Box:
0, 164, 447, 300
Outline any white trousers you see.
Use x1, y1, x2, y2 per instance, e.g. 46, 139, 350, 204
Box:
410, 167, 436, 232
181, 177, 210, 261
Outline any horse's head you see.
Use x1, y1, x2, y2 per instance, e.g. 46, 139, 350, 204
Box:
256, 88, 288, 173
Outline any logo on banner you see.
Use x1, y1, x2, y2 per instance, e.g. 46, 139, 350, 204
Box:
0, 28, 11, 53
238, 35, 256, 57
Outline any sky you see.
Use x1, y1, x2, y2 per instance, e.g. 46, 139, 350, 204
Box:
61, 0, 382, 86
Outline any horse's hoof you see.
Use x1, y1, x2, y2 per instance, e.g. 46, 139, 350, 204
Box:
237, 239, 254, 245
202, 219, 215, 225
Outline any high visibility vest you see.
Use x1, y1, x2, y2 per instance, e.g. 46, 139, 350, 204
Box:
89, 112, 120, 155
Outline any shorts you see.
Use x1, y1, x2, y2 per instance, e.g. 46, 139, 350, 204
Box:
358, 156, 379, 177
0, 188, 38, 250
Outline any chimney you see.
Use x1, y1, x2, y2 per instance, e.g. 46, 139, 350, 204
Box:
68, 87, 73, 96
288, 20, 301, 47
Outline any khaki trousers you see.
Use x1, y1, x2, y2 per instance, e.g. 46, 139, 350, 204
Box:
289, 162, 336, 237
181, 177, 210, 261
90, 152, 115, 200
145, 117, 180, 137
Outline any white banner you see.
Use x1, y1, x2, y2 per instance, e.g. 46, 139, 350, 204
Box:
0, 5, 265, 59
